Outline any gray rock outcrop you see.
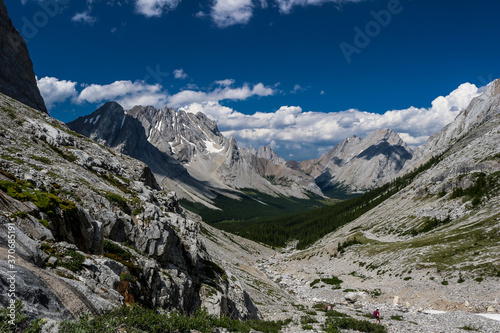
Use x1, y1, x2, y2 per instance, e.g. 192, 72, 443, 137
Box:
0, 0, 47, 113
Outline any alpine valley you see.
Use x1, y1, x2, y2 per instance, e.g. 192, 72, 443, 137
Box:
1, 0, 499, 332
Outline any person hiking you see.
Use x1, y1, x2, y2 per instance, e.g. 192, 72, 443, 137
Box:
373, 309, 381, 323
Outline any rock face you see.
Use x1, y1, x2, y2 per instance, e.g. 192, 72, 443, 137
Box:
67, 104, 323, 207
0, 93, 259, 322
0, 0, 47, 113
408, 79, 500, 170
300, 129, 413, 194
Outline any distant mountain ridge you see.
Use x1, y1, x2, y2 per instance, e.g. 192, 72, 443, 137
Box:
68, 102, 419, 208
300, 129, 413, 194
67, 104, 323, 208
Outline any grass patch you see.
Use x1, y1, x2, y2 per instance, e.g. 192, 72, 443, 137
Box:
0, 180, 77, 219
310, 276, 343, 289
59, 249, 85, 272
104, 192, 131, 214
59, 305, 290, 333
323, 316, 387, 333
390, 315, 403, 321
48, 144, 77, 162
30, 155, 53, 164
369, 212, 500, 276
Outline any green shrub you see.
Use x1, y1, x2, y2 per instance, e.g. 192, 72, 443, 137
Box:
59, 250, 85, 272
323, 316, 387, 333
59, 305, 289, 333
410, 216, 451, 235
390, 315, 403, 321
104, 192, 131, 214
0, 299, 45, 333
441, 280, 448, 285
325, 310, 349, 318
103, 239, 133, 261
120, 272, 136, 282
337, 237, 363, 253
310, 276, 343, 288
10, 211, 28, 219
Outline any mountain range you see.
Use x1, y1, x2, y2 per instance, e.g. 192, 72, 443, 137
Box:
67, 102, 415, 213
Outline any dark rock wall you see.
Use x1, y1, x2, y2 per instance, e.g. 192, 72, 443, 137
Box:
0, 0, 47, 113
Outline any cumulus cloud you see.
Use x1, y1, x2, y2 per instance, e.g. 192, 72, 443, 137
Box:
36, 77, 78, 109
168, 81, 275, 108
210, 0, 254, 28
72, 11, 98, 24
214, 79, 235, 86
173, 69, 188, 79
77, 80, 168, 109
38, 74, 483, 160
179, 82, 482, 160
135, 0, 181, 17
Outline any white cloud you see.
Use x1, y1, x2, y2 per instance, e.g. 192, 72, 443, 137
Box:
179, 82, 482, 160
77, 80, 168, 109
134, 0, 181, 17
38, 74, 483, 161
72, 0, 98, 25
173, 69, 188, 79
168, 81, 275, 108
210, 0, 253, 28
275, 0, 365, 14
291, 84, 305, 94
36, 77, 78, 109
214, 79, 235, 86
72, 11, 98, 24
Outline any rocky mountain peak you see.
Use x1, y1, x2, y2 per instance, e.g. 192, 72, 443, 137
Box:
409, 78, 500, 167
256, 146, 286, 165
300, 129, 413, 195
0, 0, 47, 113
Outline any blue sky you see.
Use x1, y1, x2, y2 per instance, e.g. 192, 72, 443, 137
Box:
6, 0, 500, 160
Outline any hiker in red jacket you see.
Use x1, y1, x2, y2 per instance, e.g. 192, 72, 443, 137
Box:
373, 309, 381, 323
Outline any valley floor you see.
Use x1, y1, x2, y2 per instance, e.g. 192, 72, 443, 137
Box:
199, 220, 500, 332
